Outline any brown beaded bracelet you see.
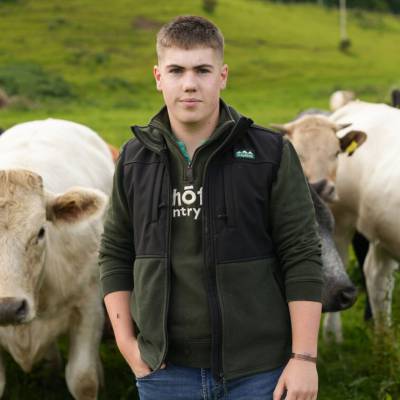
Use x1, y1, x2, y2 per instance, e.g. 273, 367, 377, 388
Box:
290, 352, 317, 364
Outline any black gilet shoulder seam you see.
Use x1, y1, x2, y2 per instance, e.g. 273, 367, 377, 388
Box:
250, 123, 283, 136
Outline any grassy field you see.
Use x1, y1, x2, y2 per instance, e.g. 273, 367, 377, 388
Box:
1, 0, 400, 398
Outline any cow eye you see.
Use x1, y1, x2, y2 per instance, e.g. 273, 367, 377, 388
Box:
38, 227, 45, 240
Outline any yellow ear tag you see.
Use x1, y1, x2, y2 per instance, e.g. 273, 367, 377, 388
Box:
345, 140, 358, 155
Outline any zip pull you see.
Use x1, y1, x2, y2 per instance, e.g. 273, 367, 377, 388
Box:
186, 163, 194, 183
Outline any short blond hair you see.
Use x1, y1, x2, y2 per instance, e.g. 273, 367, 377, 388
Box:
156, 15, 224, 61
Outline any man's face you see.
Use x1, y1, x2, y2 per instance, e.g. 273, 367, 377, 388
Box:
153, 46, 228, 127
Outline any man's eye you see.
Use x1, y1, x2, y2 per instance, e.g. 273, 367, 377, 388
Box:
170, 69, 182, 74
198, 69, 210, 74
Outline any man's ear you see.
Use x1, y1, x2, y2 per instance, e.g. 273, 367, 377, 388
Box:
153, 65, 162, 91
46, 187, 108, 225
220, 64, 228, 90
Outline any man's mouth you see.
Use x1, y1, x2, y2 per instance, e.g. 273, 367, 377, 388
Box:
180, 98, 202, 103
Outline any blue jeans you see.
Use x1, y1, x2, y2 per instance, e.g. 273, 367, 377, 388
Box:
136, 361, 285, 400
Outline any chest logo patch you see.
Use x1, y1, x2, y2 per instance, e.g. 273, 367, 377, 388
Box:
234, 150, 255, 160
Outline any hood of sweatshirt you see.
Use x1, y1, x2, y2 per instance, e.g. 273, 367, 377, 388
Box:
130, 99, 242, 154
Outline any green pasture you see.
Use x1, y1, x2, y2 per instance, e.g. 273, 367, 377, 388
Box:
1, 0, 400, 398
1, 0, 400, 144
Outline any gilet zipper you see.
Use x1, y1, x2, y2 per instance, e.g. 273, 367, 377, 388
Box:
201, 117, 253, 382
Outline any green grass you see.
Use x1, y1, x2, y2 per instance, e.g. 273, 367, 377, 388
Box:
1, 338, 138, 400
1, 0, 400, 144
317, 254, 400, 399
1, 0, 400, 398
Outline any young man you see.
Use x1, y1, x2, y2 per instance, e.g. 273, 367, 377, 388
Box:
99, 15, 322, 400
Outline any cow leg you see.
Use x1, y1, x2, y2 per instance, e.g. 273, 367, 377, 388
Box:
0, 352, 5, 398
65, 288, 104, 400
322, 312, 343, 343
352, 231, 372, 320
364, 244, 398, 328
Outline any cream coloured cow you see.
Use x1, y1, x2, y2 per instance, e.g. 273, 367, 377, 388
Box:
272, 115, 366, 202
0, 119, 114, 399
323, 101, 400, 339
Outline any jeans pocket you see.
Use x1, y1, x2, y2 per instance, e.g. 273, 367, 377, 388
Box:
135, 363, 168, 380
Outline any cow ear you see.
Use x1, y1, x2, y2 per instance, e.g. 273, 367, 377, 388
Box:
46, 187, 108, 224
334, 122, 352, 132
107, 143, 120, 163
269, 122, 293, 136
339, 130, 367, 156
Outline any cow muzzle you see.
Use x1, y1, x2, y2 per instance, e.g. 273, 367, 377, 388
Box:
322, 283, 357, 313
0, 297, 29, 325
310, 179, 338, 203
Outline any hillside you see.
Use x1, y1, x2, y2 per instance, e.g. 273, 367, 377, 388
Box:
1, 0, 400, 146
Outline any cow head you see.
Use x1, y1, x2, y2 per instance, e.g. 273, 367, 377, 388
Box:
272, 115, 366, 202
0, 169, 107, 325
309, 183, 357, 312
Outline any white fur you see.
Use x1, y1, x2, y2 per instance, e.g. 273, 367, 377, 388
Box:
329, 90, 356, 112
327, 101, 400, 339
0, 119, 114, 399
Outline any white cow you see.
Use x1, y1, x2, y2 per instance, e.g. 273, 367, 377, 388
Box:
0, 119, 114, 399
324, 101, 400, 340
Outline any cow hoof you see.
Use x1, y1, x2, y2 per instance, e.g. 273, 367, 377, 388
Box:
75, 385, 97, 400
72, 377, 98, 400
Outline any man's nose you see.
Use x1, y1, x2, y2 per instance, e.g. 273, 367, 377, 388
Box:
182, 72, 197, 92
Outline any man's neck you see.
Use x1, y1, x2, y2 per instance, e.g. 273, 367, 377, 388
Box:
168, 106, 220, 160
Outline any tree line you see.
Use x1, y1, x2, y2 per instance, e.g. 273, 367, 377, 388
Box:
268, 0, 400, 14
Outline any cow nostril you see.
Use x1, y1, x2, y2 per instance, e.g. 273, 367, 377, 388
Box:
339, 287, 357, 309
326, 184, 335, 197
15, 299, 28, 319
310, 179, 328, 196
0, 297, 29, 325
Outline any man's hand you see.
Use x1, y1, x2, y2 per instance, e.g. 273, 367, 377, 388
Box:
103, 291, 166, 378
273, 359, 318, 400
117, 336, 166, 378
274, 300, 321, 399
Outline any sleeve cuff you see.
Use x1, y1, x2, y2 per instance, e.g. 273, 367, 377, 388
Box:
100, 273, 134, 297
285, 280, 322, 303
